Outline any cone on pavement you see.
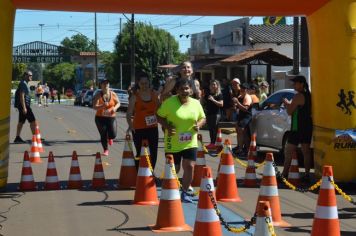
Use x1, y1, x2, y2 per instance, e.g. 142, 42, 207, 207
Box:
214, 128, 223, 151
256, 153, 290, 227
35, 125, 44, 153
287, 151, 300, 186
311, 166, 340, 236
68, 151, 82, 189
244, 133, 258, 187
91, 152, 106, 189
192, 134, 206, 187
150, 154, 191, 232
216, 139, 242, 202
194, 166, 222, 236
44, 152, 60, 190
133, 145, 159, 205
254, 201, 275, 236
19, 151, 36, 191
118, 134, 137, 189
30, 135, 42, 163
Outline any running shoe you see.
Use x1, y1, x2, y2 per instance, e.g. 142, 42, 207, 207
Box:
102, 150, 109, 156
186, 186, 195, 196
205, 143, 216, 150
108, 139, 113, 146
181, 191, 194, 203
14, 136, 26, 144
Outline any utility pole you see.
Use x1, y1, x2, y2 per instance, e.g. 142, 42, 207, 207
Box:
292, 17, 300, 75
130, 14, 135, 85
39, 24, 44, 42
39, 23, 45, 83
94, 12, 98, 88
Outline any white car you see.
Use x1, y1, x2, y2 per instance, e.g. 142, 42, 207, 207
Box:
250, 89, 296, 155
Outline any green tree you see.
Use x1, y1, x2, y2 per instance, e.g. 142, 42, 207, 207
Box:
112, 22, 182, 89
43, 63, 77, 91
61, 34, 96, 52
12, 63, 27, 81
99, 51, 115, 82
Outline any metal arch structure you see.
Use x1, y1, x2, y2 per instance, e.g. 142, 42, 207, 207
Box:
0, 0, 356, 188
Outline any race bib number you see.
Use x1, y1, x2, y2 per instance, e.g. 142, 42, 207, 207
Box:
179, 132, 192, 143
103, 109, 112, 117
145, 115, 157, 126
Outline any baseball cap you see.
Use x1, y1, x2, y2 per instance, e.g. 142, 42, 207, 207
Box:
240, 83, 250, 89
99, 79, 109, 84
290, 75, 307, 84
232, 78, 241, 84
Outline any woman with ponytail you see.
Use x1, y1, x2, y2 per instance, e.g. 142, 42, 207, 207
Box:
281, 75, 313, 182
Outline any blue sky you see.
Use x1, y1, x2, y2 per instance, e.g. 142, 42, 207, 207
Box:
14, 11, 292, 53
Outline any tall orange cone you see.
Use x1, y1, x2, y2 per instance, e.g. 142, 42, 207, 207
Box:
19, 151, 36, 191
30, 135, 42, 163
68, 151, 82, 189
254, 201, 275, 236
311, 166, 340, 236
256, 153, 290, 227
216, 139, 242, 202
118, 134, 137, 189
35, 125, 44, 153
91, 152, 106, 189
194, 166, 222, 236
133, 145, 159, 205
44, 152, 60, 190
214, 128, 223, 151
192, 134, 206, 187
244, 133, 258, 187
287, 151, 300, 186
150, 155, 192, 232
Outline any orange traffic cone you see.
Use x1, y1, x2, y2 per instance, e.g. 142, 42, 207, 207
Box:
256, 153, 290, 227
30, 135, 42, 163
214, 128, 223, 151
192, 134, 206, 187
193, 166, 222, 236
91, 152, 106, 189
254, 201, 275, 236
216, 139, 242, 202
133, 145, 159, 205
244, 133, 258, 187
19, 151, 36, 191
118, 134, 137, 189
311, 166, 340, 236
35, 125, 44, 153
287, 151, 300, 186
68, 151, 82, 189
44, 152, 60, 190
150, 154, 191, 232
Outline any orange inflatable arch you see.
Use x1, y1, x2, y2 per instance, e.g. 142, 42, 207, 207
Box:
0, 0, 355, 188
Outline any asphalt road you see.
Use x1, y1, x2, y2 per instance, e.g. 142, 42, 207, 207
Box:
1, 103, 355, 236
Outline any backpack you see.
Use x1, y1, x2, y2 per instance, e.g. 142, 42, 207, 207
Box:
14, 89, 20, 108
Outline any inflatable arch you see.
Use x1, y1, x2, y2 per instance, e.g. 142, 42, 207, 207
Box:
1, 0, 355, 187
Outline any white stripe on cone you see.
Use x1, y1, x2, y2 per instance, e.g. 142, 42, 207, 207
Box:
262, 162, 275, 176
315, 206, 339, 219
259, 186, 279, 197
196, 209, 220, 222
47, 162, 56, 168
245, 173, 257, 179
291, 159, 298, 165
23, 162, 31, 168
122, 159, 135, 166
69, 174, 81, 180
71, 160, 79, 167
200, 178, 215, 191
22, 175, 34, 181
164, 165, 175, 179
161, 189, 180, 200
196, 158, 206, 165
138, 167, 152, 177
320, 176, 334, 189
288, 172, 300, 179
46, 176, 59, 183
219, 165, 235, 174
93, 172, 105, 179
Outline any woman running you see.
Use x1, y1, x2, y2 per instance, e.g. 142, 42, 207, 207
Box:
126, 73, 159, 169
93, 79, 120, 156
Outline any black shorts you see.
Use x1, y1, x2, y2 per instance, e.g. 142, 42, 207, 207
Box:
237, 116, 251, 128
288, 129, 312, 145
167, 148, 197, 166
43, 92, 49, 98
18, 107, 36, 124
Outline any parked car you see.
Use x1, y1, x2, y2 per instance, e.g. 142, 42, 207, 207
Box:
90, 88, 129, 110
250, 89, 296, 156
74, 89, 87, 106
83, 90, 94, 107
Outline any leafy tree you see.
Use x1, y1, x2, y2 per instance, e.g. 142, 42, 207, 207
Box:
99, 51, 115, 82
12, 63, 27, 81
112, 22, 182, 89
61, 34, 96, 52
43, 63, 77, 91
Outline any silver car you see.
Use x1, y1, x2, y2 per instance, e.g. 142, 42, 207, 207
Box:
251, 89, 296, 154
91, 88, 129, 110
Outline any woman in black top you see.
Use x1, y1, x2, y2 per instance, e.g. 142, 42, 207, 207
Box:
204, 80, 223, 149
282, 75, 313, 181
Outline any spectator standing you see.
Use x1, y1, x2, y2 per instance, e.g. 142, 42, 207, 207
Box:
13, 71, 37, 143
249, 84, 260, 105
126, 73, 159, 169
57, 89, 61, 104
221, 78, 233, 121
204, 80, 223, 149
282, 76, 313, 182
35, 83, 43, 106
42, 83, 50, 106
259, 81, 269, 102
157, 79, 206, 203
